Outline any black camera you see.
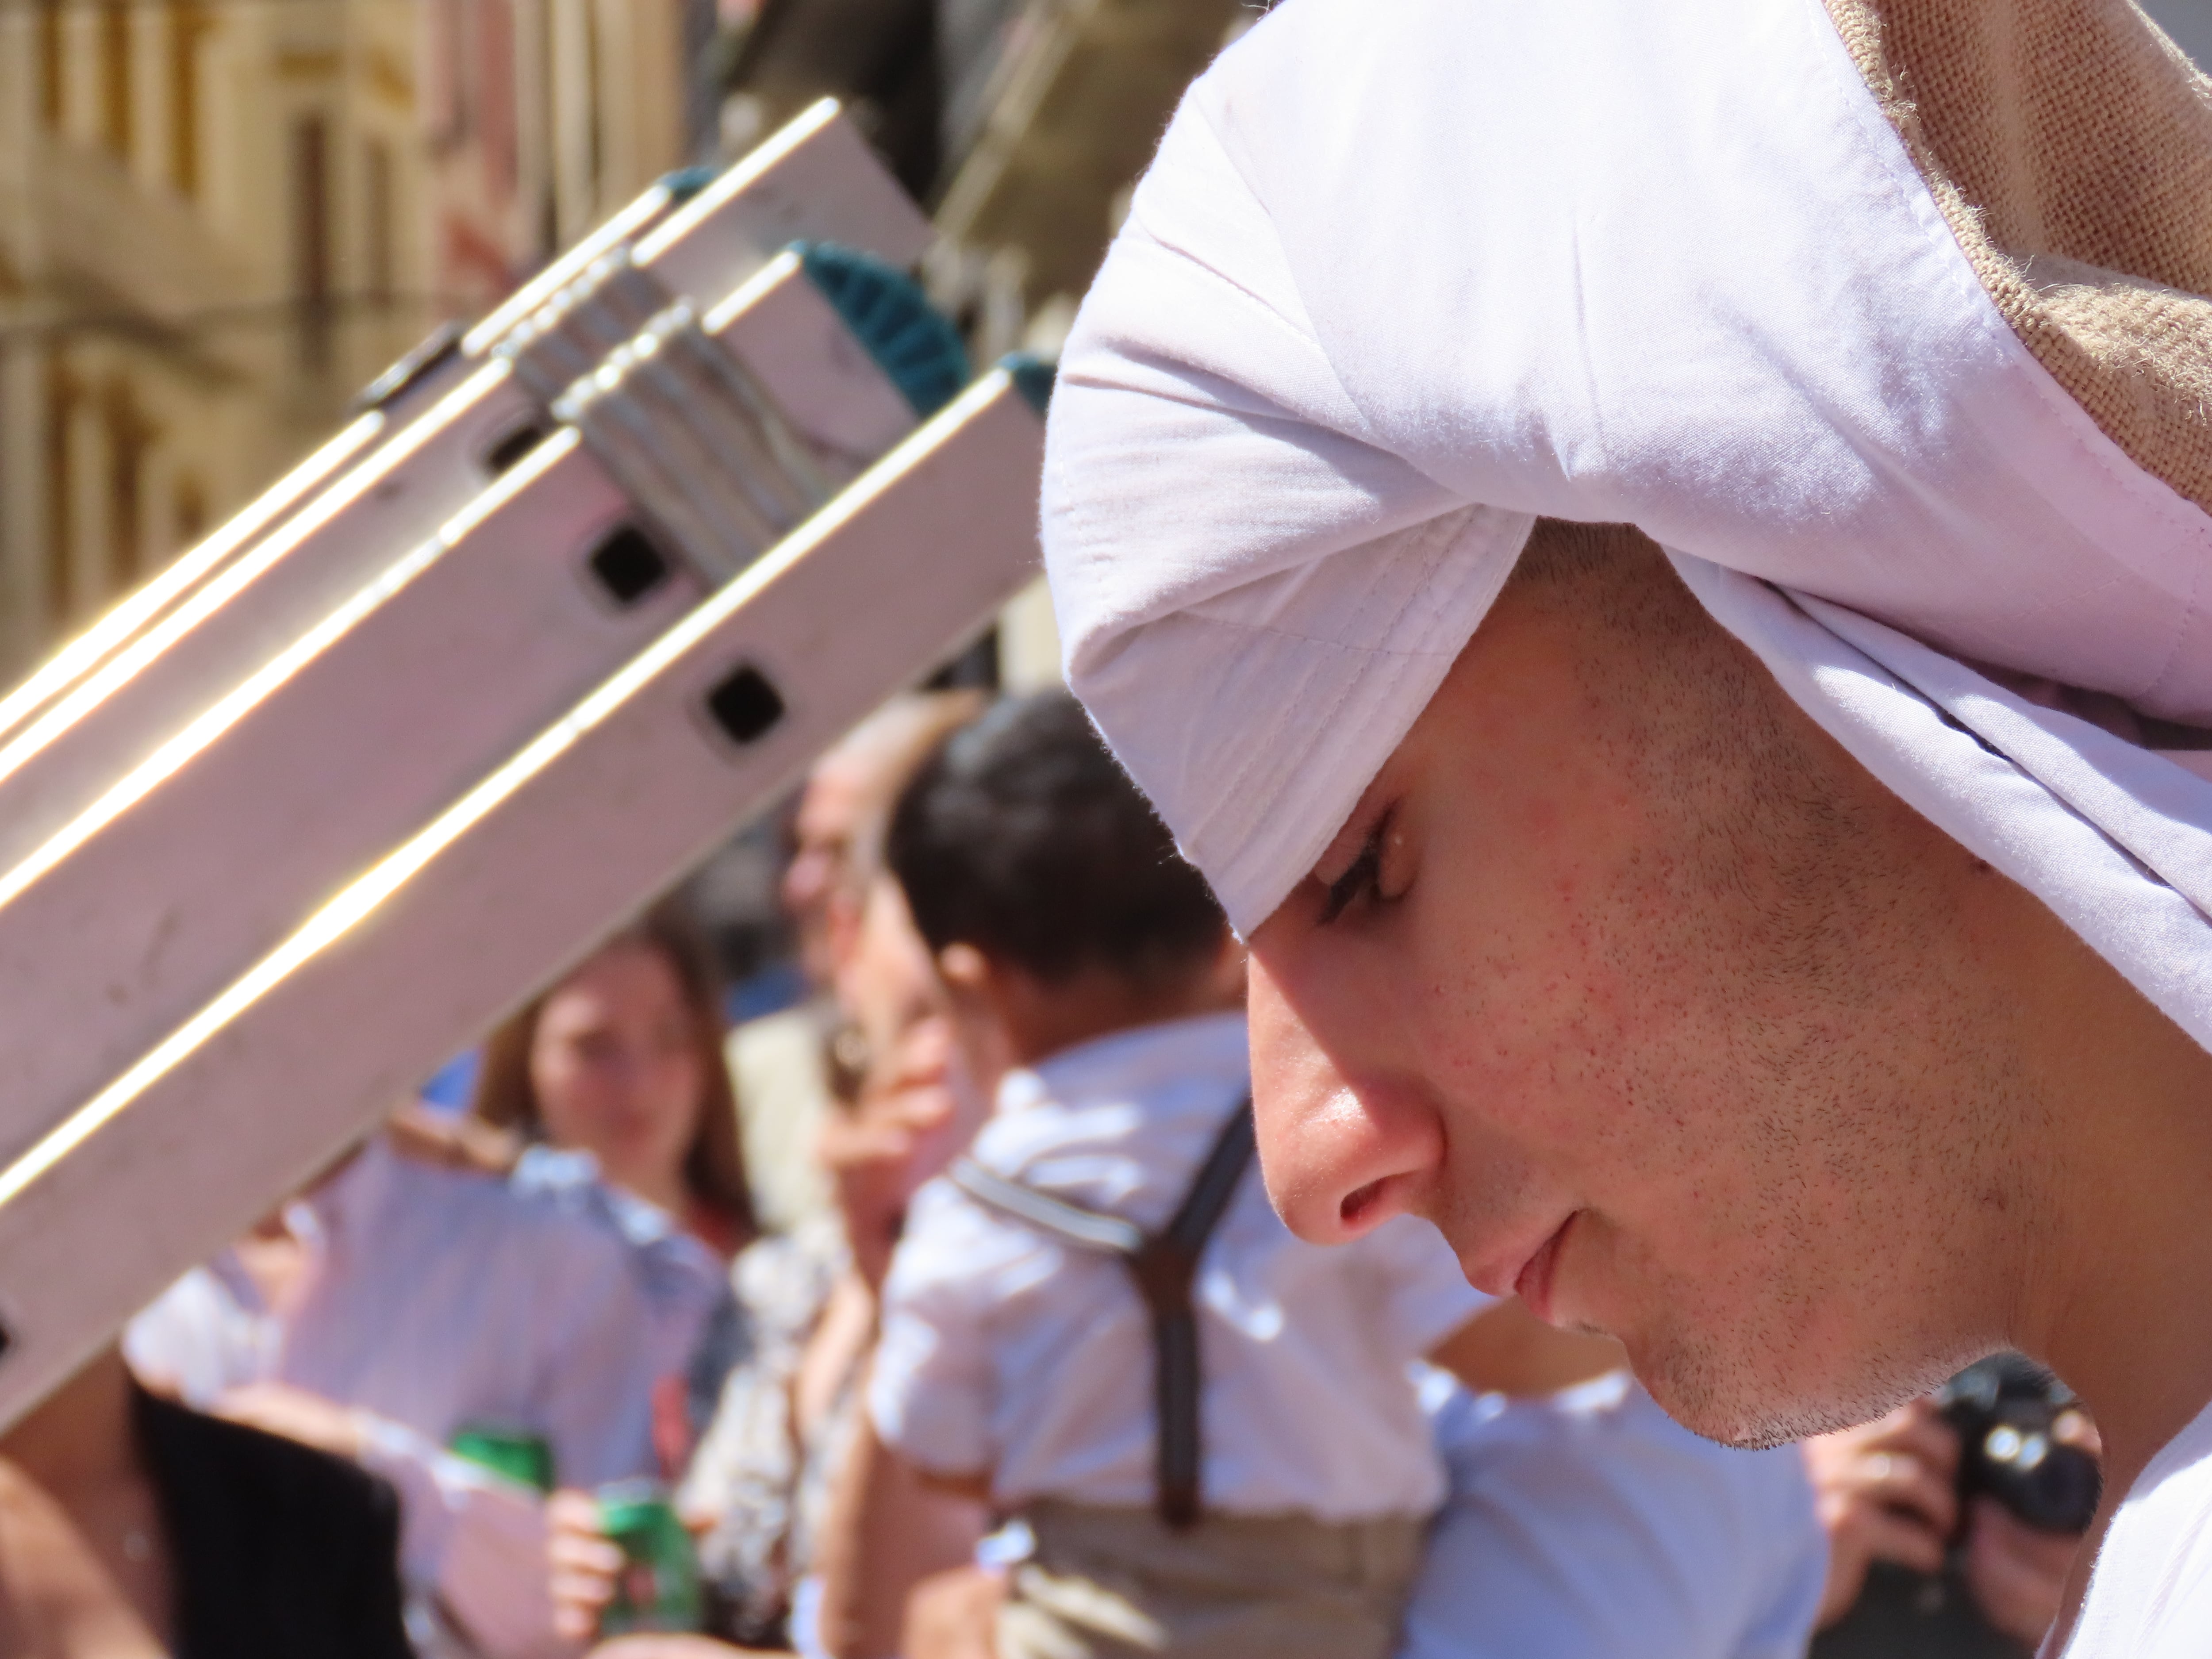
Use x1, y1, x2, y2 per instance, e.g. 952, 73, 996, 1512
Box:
1812, 1353, 2100, 1659
1938, 1353, 2101, 1536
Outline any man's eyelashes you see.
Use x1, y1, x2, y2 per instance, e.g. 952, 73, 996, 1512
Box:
1318, 822, 1386, 925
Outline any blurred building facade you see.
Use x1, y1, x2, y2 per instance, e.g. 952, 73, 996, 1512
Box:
0, 0, 425, 679
719, 0, 1249, 361
710, 0, 1254, 694
0, 0, 710, 689
424, 0, 718, 316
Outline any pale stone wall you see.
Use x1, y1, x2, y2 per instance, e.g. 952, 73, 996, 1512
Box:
0, 0, 697, 690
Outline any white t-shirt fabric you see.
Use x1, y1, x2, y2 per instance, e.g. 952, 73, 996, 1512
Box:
504, 1141, 735, 1398
124, 1240, 293, 1404
280, 1136, 718, 1491
2060, 1395, 2212, 1657
1398, 1371, 1826, 1659
127, 1134, 725, 1655
870, 1012, 1492, 1521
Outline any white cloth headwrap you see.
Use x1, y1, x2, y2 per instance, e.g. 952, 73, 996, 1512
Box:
1042, 0, 2212, 1051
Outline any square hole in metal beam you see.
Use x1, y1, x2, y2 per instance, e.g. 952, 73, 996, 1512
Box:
706, 664, 786, 745
483, 422, 550, 475
587, 526, 671, 607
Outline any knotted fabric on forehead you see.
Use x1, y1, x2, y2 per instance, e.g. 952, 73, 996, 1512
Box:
1042, 0, 2212, 1044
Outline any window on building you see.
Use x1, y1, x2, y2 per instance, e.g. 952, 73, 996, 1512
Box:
174, 476, 208, 548
101, 0, 133, 160
292, 113, 333, 370
103, 382, 154, 593
365, 138, 395, 306
427, 0, 468, 147
45, 355, 79, 626
37, 0, 64, 131
167, 1, 209, 196
477, 0, 517, 200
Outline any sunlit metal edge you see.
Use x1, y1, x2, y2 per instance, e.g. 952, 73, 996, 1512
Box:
0, 422, 577, 922
0, 368, 1014, 1218
0, 361, 515, 807
630, 98, 843, 271
0, 414, 387, 749
460, 187, 677, 359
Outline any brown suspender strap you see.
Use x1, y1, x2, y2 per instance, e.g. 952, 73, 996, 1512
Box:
949, 1097, 1258, 1530
1130, 1099, 1258, 1528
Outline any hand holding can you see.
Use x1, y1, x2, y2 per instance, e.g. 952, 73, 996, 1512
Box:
595, 1479, 705, 1635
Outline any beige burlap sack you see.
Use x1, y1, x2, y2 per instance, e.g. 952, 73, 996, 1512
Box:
1826, 0, 2212, 512
995, 1501, 1424, 1659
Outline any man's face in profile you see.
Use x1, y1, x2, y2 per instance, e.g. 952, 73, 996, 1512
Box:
1243, 530, 2045, 1448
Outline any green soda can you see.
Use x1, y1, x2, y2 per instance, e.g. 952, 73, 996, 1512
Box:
447, 1425, 556, 1494
597, 1478, 704, 1634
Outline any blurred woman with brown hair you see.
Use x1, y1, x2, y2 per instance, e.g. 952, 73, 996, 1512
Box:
472, 904, 757, 1261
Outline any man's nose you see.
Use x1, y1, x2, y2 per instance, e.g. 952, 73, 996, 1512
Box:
1245, 945, 1441, 1247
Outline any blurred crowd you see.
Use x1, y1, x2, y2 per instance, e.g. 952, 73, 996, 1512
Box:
0, 689, 2103, 1659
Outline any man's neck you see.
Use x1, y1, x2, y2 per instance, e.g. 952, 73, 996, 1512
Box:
2003, 910, 2212, 1502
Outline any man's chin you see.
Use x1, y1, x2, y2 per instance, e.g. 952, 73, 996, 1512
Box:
1622, 1333, 1897, 1451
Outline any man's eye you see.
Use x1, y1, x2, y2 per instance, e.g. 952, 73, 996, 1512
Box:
1318, 830, 1384, 926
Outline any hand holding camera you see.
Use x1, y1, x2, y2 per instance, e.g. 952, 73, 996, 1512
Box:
1808, 1355, 2101, 1656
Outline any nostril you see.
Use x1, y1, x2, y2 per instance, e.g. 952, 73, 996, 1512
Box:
1340, 1178, 1387, 1229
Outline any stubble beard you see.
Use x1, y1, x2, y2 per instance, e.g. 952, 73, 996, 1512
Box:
1623, 1266, 1986, 1449
1479, 528, 2042, 1447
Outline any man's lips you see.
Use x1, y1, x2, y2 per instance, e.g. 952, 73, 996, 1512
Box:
1459, 1210, 1576, 1308
1513, 1215, 1573, 1323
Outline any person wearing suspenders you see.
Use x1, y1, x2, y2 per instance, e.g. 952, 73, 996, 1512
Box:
863, 693, 1619, 1659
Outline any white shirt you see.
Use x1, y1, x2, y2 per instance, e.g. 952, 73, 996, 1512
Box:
127, 1135, 724, 1656
128, 1141, 722, 1475
1399, 1372, 1826, 1659
505, 1141, 733, 1397
870, 1013, 1490, 1521
2061, 1396, 2212, 1658
280, 1137, 714, 1490
125, 1233, 297, 1404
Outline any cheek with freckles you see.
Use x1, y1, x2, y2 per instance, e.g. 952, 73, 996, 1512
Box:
1398, 864, 1648, 1187
1446, 940, 1972, 1445
1397, 818, 1855, 1368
